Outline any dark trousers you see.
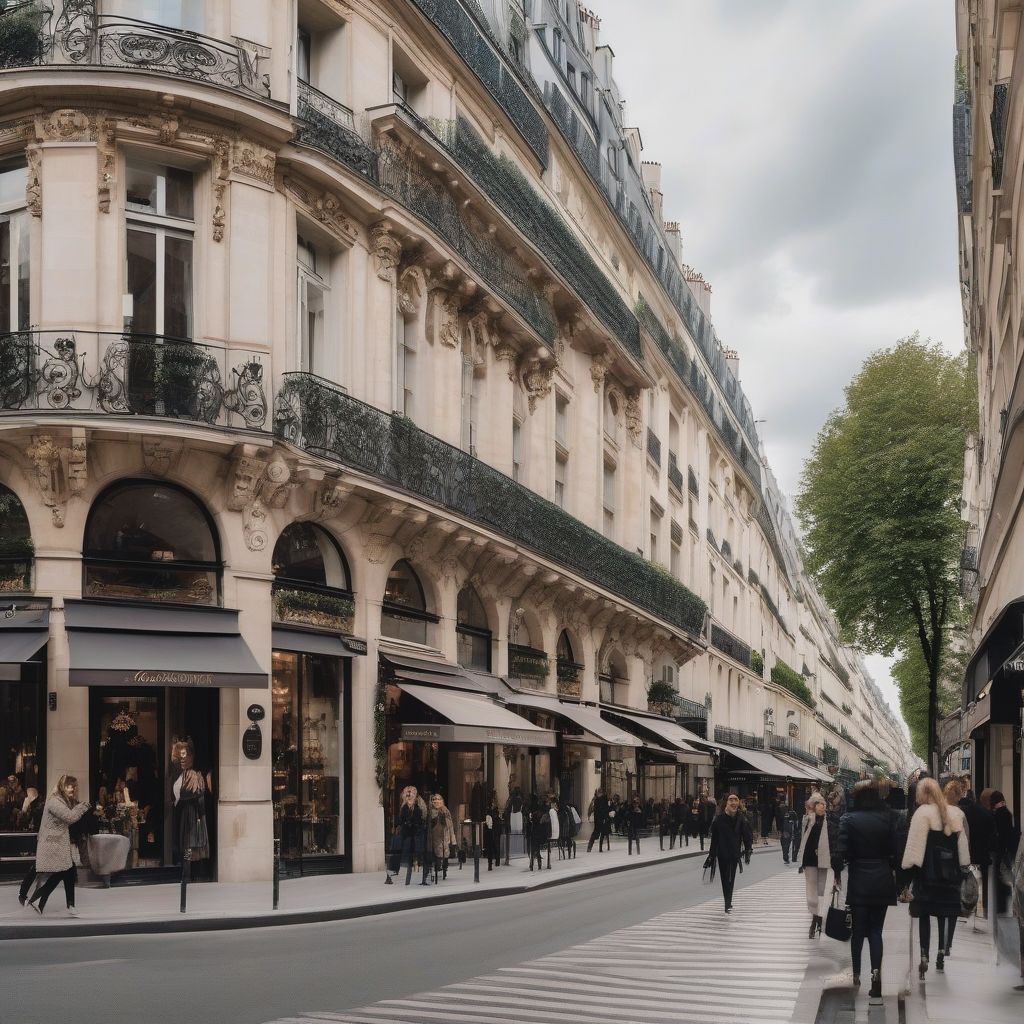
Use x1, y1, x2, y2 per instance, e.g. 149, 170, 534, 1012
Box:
587, 825, 610, 852
628, 831, 640, 855
918, 914, 956, 957
785, 829, 800, 863
980, 863, 990, 917
718, 857, 738, 908
30, 867, 76, 910
850, 905, 887, 976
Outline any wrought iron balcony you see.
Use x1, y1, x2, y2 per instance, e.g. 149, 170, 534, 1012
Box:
709, 621, 752, 669
297, 79, 354, 132
556, 657, 583, 697
646, 427, 661, 466
714, 726, 764, 750
961, 545, 978, 571
0, 6, 270, 98
688, 466, 699, 496
667, 455, 683, 493
720, 538, 732, 560
992, 83, 1008, 189
275, 372, 709, 639
508, 643, 549, 688
706, 527, 717, 549
0, 330, 269, 430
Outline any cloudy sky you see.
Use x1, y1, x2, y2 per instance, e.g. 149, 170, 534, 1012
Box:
594, 1, 962, 732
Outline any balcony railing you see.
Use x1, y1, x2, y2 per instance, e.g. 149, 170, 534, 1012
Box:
667, 456, 683, 493
646, 427, 661, 466
0, 330, 269, 430
508, 643, 550, 688
297, 79, 354, 132
714, 726, 764, 750
992, 83, 1008, 189
709, 621, 752, 669
275, 372, 709, 638
556, 657, 583, 697
720, 538, 732, 560
688, 466, 699, 496
0, 7, 270, 98
961, 546, 978, 571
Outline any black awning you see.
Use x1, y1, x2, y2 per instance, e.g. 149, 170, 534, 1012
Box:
271, 627, 364, 658
380, 653, 503, 695
0, 605, 50, 681
964, 597, 1024, 721
65, 599, 267, 689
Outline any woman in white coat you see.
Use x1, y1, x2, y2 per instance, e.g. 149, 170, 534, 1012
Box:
796, 791, 841, 938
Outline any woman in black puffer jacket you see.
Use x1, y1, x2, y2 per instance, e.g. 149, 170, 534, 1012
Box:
833, 780, 898, 1001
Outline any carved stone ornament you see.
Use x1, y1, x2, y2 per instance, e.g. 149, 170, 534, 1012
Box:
25, 147, 41, 218
260, 457, 294, 509
25, 435, 63, 526
243, 499, 269, 552
523, 359, 555, 413
370, 222, 402, 282
142, 438, 184, 477
67, 428, 88, 497
309, 477, 351, 523
226, 450, 268, 512
427, 288, 460, 348
37, 108, 95, 143
624, 390, 643, 443
231, 140, 276, 188
493, 342, 518, 382
398, 266, 425, 317
283, 176, 356, 240
590, 351, 613, 392
211, 137, 231, 243
97, 117, 116, 213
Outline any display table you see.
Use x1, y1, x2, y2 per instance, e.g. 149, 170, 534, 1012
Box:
87, 833, 130, 879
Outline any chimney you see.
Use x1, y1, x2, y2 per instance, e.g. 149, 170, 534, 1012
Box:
641, 161, 663, 221
724, 348, 739, 378
683, 265, 712, 318
664, 222, 682, 264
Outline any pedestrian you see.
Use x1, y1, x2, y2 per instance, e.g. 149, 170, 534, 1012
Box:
796, 791, 839, 938
901, 777, 970, 977
989, 789, 1021, 914
775, 798, 798, 866
747, 798, 761, 843
426, 792, 456, 883
698, 795, 716, 851
705, 793, 753, 913
527, 794, 551, 871
26, 775, 90, 916
385, 785, 428, 885
483, 790, 503, 871
16, 787, 45, 907
626, 794, 644, 855
609, 793, 623, 835
558, 798, 580, 859
833, 779, 897, 1000
587, 787, 611, 853
670, 796, 685, 849
658, 799, 673, 851
686, 796, 700, 847
959, 784, 994, 918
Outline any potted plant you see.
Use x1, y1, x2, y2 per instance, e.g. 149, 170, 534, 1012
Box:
274, 588, 354, 632
0, 4, 46, 69
647, 679, 677, 716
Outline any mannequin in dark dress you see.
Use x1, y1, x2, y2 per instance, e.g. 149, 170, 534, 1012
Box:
171, 738, 209, 871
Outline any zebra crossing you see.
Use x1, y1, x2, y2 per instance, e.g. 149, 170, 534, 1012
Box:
264, 870, 817, 1024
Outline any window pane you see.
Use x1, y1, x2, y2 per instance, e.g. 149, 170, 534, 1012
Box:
85, 563, 217, 605
107, 0, 203, 31
384, 561, 425, 611
0, 219, 9, 331
164, 166, 194, 220
126, 163, 160, 215
302, 655, 342, 857
127, 228, 157, 334
272, 523, 349, 589
16, 213, 28, 331
457, 629, 490, 671
0, 676, 43, 831
164, 234, 193, 339
0, 163, 26, 207
381, 611, 427, 645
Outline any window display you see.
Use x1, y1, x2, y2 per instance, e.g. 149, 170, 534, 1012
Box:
0, 671, 43, 833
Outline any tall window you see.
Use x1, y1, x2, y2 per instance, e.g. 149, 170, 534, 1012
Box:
0, 162, 29, 332
84, 481, 220, 605
460, 348, 480, 453
395, 307, 416, 417
381, 560, 433, 645
649, 506, 661, 564
603, 458, 616, 537
297, 235, 328, 375
392, 70, 407, 105
552, 29, 564, 63
555, 392, 569, 508
554, 455, 567, 508
272, 523, 350, 591
296, 27, 312, 84
580, 74, 592, 111
125, 159, 194, 338
0, 483, 31, 592
512, 418, 523, 482
456, 585, 491, 671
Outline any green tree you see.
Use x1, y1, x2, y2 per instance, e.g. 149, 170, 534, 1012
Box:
795, 336, 974, 767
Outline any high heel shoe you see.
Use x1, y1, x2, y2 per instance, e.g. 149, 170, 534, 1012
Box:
918, 956, 928, 979
869, 970, 882, 1001
815, 915, 823, 937
936, 952, 944, 973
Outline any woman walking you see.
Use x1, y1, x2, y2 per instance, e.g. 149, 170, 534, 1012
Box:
587, 787, 611, 853
705, 793, 753, 913
797, 791, 839, 938
626, 794, 644, 855
833, 780, 897, 1000
901, 777, 970, 977
386, 785, 427, 885
27, 775, 90, 916
426, 792, 456, 883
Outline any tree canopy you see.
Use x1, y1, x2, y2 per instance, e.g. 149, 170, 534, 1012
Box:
795, 336, 974, 762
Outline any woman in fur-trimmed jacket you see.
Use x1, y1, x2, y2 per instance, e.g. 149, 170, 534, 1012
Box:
901, 777, 970, 978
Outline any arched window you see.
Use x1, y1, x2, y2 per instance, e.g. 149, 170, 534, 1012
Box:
556, 630, 582, 696
381, 559, 434, 645
84, 481, 219, 605
456, 585, 491, 672
272, 523, 353, 632
508, 610, 548, 689
0, 484, 31, 592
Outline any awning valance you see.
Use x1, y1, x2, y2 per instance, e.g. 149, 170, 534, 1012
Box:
271, 628, 364, 658
770, 751, 828, 783
66, 599, 267, 689
397, 682, 557, 747
604, 708, 709, 754
503, 691, 640, 747
0, 605, 49, 681
381, 653, 504, 695
716, 742, 805, 780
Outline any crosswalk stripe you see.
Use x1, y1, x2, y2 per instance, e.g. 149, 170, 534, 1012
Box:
262, 870, 820, 1024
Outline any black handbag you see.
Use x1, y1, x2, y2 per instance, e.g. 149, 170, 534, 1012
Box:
824, 893, 852, 942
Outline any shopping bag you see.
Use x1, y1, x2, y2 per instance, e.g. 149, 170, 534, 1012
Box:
960, 867, 979, 917
824, 894, 852, 942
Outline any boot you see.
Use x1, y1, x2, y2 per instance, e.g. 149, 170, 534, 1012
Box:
809, 917, 818, 939
816, 915, 823, 937
918, 956, 928, 979
936, 951, 944, 973
869, 970, 882, 1001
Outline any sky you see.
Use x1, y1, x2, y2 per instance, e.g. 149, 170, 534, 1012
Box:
594, 1, 962, 735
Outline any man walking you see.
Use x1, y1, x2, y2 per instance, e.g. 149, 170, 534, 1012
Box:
776, 798, 799, 865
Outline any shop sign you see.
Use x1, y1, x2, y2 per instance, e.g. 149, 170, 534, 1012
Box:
402, 724, 443, 741
1007, 657, 1024, 673
483, 728, 541, 745
132, 670, 214, 686
242, 722, 262, 760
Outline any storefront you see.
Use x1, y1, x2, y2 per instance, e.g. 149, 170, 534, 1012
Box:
0, 602, 48, 878
713, 741, 822, 812
65, 598, 266, 883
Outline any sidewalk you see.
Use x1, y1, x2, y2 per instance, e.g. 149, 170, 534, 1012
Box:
0, 834, 781, 940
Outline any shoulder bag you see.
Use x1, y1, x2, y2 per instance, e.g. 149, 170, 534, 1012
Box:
824, 892, 852, 942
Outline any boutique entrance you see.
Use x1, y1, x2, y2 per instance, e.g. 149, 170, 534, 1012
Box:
88, 686, 218, 880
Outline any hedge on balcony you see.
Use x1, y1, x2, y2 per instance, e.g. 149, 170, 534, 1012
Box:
275, 373, 708, 638
751, 649, 764, 676
771, 658, 816, 708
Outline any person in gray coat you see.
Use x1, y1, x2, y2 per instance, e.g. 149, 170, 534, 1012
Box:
27, 775, 90, 916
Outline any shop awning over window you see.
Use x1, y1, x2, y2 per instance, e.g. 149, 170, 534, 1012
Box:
271, 628, 364, 658
768, 751, 828, 783
601, 708, 716, 767
0, 606, 49, 681
715, 742, 805, 780
503, 690, 640, 747
65, 599, 267, 689
963, 597, 1024, 722
397, 682, 557, 747
381, 653, 504, 695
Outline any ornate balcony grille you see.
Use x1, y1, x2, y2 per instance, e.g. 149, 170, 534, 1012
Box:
298, 79, 354, 132
0, 330, 269, 430
709, 621, 752, 669
961, 546, 978, 571
953, 98, 972, 213
747, 567, 760, 587
667, 455, 683, 493
992, 83, 1008, 189
688, 466, 699, 496
714, 726, 764, 750
0, 5, 272, 98
646, 427, 661, 466
508, 643, 550, 687
706, 527, 717, 549
556, 658, 583, 697
275, 373, 709, 638
295, 87, 377, 178
720, 538, 732, 560
822, 743, 839, 766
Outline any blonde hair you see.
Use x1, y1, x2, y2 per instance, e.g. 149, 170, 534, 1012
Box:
52, 774, 78, 805
943, 779, 962, 804
916, 777, 956, 832
806, 791, 825, 813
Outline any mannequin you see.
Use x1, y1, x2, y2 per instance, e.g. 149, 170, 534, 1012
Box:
386, 785, 427, 886
171, 738, 209, 869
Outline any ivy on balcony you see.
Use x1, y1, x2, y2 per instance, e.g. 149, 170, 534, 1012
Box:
770, 658, 816, 709
750, 649, 764, 676
275, 373, 708, 639
709, 621, 752, 669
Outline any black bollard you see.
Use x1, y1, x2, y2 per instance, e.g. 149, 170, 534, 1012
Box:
273, 838, 280, 910
473, 822, 480, 883
180, 849, 191, 913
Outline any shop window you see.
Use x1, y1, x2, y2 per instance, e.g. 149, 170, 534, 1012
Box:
272, 523, 353, 633
271, 650, 345, 872
0, 483, 31, 592
456, 585, 491, 672
125, 158, 194, 339
381, 559, 434, 645
84, 481, 220, 605
0, 661, 45, 835
0, 161, 30, 332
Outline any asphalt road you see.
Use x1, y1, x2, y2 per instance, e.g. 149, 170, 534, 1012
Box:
1, 851, 789, 1024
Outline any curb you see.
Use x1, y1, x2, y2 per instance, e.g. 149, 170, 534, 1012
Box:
1, 843, 780, 940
